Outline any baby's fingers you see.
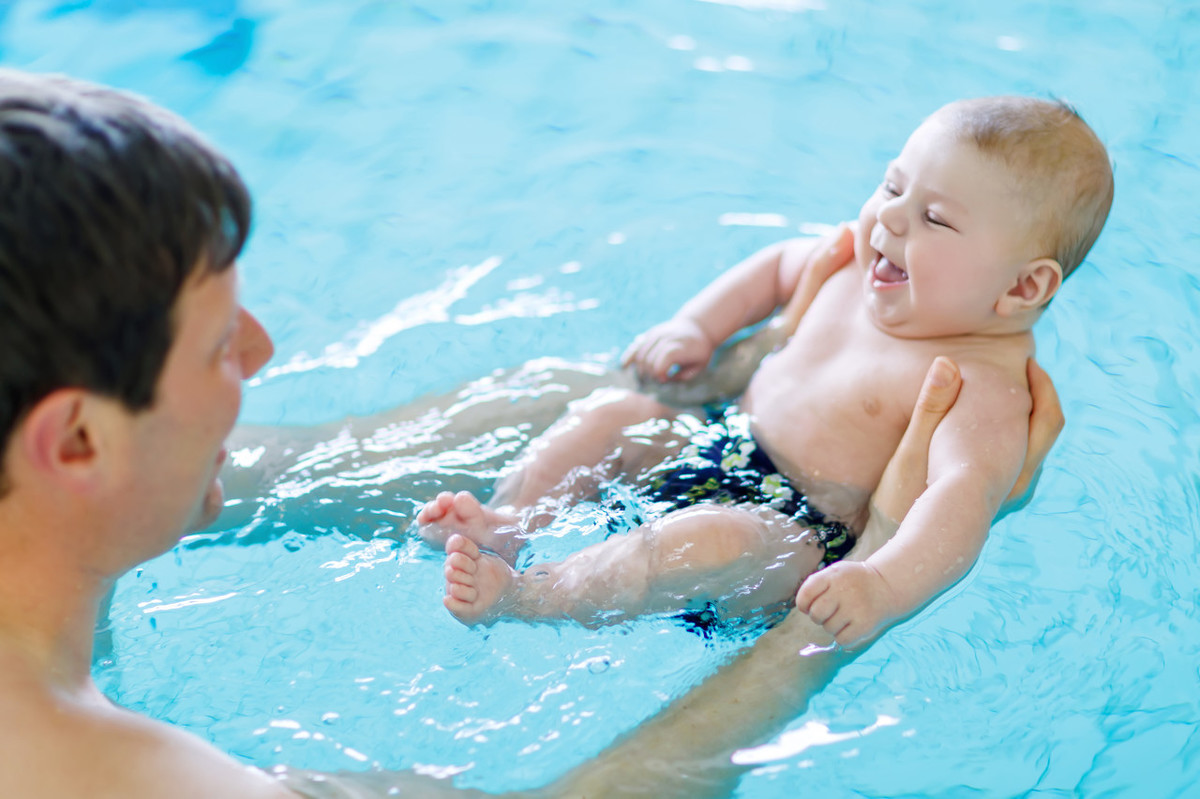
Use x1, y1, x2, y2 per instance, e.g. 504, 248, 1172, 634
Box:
794, 572, 825, 613
796, 580, 835, 622
649, 340, 698, 382
832, 618, 866, 649
806, 598, 855, 643
619, 338, 641, 368
622, 332, 659, 371
643, 341, 677, 382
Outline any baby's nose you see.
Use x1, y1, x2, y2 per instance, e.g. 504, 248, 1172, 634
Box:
877, 196, 907, 235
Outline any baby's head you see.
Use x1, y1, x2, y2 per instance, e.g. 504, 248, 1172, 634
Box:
856, 96, 1113, 339
939, 97, 1113, 280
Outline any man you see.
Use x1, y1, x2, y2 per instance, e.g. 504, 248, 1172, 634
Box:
0, 69, 1058, 798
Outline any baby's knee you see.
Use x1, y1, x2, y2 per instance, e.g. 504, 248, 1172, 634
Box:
572, 387, 672, 430
648, 505, 770, 572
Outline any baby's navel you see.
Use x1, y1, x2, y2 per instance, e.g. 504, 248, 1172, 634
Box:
863, 397, 881, 417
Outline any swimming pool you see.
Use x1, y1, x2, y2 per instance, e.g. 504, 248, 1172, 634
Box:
5, 0, 1199, 795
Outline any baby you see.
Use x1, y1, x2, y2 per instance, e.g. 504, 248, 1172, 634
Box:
419, 96, 1112, 646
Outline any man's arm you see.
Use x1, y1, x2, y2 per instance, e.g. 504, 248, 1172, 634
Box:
237, 361, 963, 799
225, 354, 1057, 799
213, 359, 617, 532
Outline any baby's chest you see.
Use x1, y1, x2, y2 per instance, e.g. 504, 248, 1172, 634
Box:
783, 312, 930, 424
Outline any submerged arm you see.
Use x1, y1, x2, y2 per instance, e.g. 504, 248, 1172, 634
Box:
258, 357, 1056, 799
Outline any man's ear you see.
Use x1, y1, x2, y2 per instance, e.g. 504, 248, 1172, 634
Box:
16, 389, 105, 491
997, 257, 1063, 316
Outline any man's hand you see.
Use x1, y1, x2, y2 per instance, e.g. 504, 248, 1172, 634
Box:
866, 355, 1063, 539
1002, 358, 1063, 513
868, 356, 962, 530
801, 354, 1064, 649
794, 560, 899, 647
621, 318, 715, 383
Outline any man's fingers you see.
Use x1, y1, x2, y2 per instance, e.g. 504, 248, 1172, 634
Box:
1026, 357, 1064, 450
780, 224, 855, 334
812, 224, 854, 272
869, 357, 962, 527
1005, 357, 1064, 504
912, 356, 962, 421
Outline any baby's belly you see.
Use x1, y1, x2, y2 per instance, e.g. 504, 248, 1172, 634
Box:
741, 390, 876, 530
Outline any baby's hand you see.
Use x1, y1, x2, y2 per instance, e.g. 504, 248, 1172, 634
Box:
621, 318, 715, 383
794, 561, 899, 649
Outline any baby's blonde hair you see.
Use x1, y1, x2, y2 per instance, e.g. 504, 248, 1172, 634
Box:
939, 96, 1113, 279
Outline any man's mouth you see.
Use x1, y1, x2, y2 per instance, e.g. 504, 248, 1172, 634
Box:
871, 254, 908, 285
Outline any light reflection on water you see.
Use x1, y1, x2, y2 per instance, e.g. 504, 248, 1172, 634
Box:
2, 0, 1196, 795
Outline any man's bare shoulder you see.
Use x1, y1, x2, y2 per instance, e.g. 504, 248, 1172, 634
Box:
0, 673, 294, 799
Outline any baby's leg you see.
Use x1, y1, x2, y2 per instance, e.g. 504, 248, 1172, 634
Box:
442, 503, 826, 626
420, 388, 685, 561
417, 491, 525, 563
442, 534, 520, 624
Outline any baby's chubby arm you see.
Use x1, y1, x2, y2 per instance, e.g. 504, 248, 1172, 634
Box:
796, 360, 1031, 647
622, 227, 854, 382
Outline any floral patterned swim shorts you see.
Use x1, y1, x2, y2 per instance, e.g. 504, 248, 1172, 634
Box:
640, 406, 854, 566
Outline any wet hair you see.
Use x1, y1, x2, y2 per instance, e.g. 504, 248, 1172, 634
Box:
938, 96, 1114, 279
0, 69, 251, 491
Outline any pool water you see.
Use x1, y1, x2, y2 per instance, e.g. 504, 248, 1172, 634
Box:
5, 0, 1200, 795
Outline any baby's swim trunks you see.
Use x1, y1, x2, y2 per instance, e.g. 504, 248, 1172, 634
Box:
639, 406, 853, 567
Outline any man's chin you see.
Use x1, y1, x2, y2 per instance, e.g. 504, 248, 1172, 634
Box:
191, 477, 226, 532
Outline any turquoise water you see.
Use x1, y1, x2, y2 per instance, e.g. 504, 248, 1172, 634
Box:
4, 0, 1199, 795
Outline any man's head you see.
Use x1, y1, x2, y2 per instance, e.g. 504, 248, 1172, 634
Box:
0, 69, 253, 495
855, 96, 1113, 339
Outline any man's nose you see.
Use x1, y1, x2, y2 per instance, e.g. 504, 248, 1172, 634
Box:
236, 308, 274, 379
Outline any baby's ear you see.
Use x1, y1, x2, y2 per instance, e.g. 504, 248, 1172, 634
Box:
997, 258, 1062, 316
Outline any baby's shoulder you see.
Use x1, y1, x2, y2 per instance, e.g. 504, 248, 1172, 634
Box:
950, 342, 1035, 421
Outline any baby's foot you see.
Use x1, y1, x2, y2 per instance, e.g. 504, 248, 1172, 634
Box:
443, 534, 518, 626
416, 490, 524, 563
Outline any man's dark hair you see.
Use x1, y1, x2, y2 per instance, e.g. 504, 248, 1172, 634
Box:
0, 69, 251, 490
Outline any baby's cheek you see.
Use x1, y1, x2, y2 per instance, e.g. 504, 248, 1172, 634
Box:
854, 203, 878, 257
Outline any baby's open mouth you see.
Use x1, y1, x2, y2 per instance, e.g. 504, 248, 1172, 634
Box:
872, 254, 908, 284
